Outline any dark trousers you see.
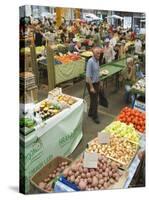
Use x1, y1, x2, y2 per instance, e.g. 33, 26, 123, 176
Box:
86, 82, 100, 119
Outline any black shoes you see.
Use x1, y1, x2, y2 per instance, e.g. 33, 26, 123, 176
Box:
93, 117, 100, 124
88, 113, 100, 124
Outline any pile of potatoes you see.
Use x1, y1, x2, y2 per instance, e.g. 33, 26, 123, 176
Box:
86, 136, 137, 167
38, 161, 69, 192
63, 156, 123, 191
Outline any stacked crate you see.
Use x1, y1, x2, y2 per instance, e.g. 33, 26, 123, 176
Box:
20, 72, 38, 103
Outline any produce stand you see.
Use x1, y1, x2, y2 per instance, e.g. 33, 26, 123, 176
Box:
20, 95, 84, 193
38, 58, 85, 85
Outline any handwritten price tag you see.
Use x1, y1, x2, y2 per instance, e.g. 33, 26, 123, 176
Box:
98, 131, 110, 144
83, 152, 98, 168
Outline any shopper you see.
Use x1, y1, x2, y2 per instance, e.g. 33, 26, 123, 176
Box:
123, 57, 136, 104
103, 38, 115, 63
93, 28, 102, 47
134, 37, 142, 54
86, 47, 101, 124
34, 26, 44, 46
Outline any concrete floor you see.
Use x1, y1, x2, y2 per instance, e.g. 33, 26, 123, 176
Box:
38, 78, 127, 160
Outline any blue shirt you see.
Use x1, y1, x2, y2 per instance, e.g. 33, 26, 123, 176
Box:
86, 57, 100, 83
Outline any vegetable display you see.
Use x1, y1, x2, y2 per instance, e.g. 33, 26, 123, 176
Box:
104, 121, 140, 143
132, 78, 145, 93
117, 107, 145, 133
63, 156, 123, 191
86, 136, 138, 168
38, 161, 69, 192
54, 54, 81, 64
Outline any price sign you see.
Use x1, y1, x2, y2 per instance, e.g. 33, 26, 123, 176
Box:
83, 152, 98, 168
98, 131, 110, 144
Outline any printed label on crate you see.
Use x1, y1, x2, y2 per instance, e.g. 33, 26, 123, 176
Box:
133, 100, 145, 113
83, 152, 98, 168
98, 131, 110, 144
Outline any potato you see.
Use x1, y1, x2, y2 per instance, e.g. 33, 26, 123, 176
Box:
86, 172, 91, 178
79, 180, 87, 190
81, 173, 85, 178
83, 168, 88, 173
108, 171, 112, 177
70, 175, 75, 182
74, 178, 80, 185
63, 168, 69, 177
44, 178, 50, 183
87, 177, 92, 184
98, 174, 103, 179
112, 173, 118, 178
99, 179, 104, 185
109, 178, 115, 184
91, 171, 96, 177
105, 168, 109, 173
79, 166, 83, 173
103, 182, 108, 189
92, 176, 98, 187
99, 169, 103, 173
68, 170, 73, 176
71, 165, 77, 172
38, 182, 46, 189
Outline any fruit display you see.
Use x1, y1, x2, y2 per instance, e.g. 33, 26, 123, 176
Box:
104, 121, 140, 143
57, 95, 77, 105
132, 78, 145, 93
117, 107, 145, 133
100, 69, 109, 76
54, 53, 81, 64
38, 161, 70, 192
62, 155, 123, 191
20, 46, 45, 55
34, 99, 61, 120
81, 51, 93, 58
86, 136, 138, 168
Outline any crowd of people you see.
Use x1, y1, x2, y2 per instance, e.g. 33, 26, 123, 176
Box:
20, 15, 145, 124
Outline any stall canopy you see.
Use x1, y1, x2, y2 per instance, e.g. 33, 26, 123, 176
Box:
106, 15, 124, 20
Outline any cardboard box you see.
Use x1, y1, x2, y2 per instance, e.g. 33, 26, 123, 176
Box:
30, 156, 72, 193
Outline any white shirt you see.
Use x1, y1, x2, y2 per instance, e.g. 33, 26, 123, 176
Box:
135, 40, 142, 54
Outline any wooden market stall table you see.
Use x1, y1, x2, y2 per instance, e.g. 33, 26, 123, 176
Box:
20, 97, 84, 193
38, 58, 85, 85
